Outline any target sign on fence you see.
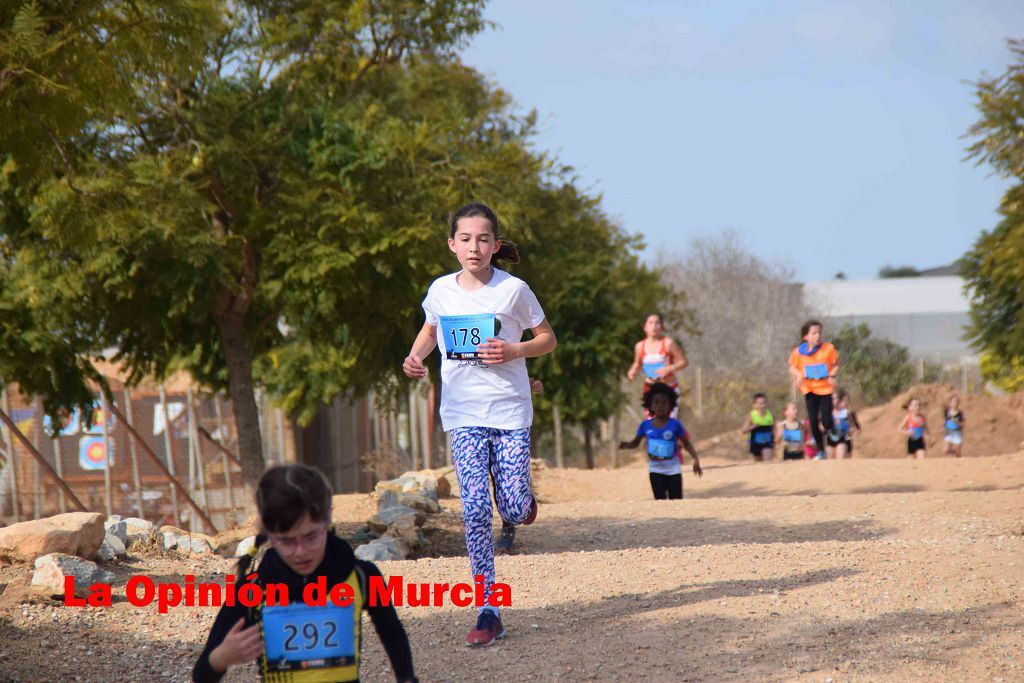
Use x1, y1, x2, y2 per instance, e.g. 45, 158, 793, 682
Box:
79, 436, 113, 470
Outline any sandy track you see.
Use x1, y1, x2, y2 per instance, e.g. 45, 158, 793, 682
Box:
1, 454, 1022, 682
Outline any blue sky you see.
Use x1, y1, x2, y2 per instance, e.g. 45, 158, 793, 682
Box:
461, 0, 1021, 282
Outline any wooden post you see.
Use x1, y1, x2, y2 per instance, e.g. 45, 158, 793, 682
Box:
426, 383, 436, 469
100, 393, 114, 518
1, 387, 20, 520
275, 407, 286, 464
32, 398, 42, 519
553, 404, 564, 468
0, 408, 87, 512
52, 434, 66, 514
123, 389, 144, 518
408, 387, 420, 470
159, 386, 181, 527
214, 395, 237, 524
610, 414, 620, 469
186, 387, 209, 527
696, 367, 703, 417
106, 403, 217, 534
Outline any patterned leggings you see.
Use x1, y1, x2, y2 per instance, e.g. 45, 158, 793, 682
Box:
450, 427, 533, 609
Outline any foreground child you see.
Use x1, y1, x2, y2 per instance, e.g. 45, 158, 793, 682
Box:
193, 464, 417, 682
620, 382, 703, 499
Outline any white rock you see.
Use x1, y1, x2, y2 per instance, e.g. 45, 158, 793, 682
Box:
353, 536, 409, 562
234, 535, 257, 557
97, 533, 127, 562
106, 517, 155, 546
32, 553, 115, 597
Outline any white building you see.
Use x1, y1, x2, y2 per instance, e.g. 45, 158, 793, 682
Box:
803, 276, 974, 362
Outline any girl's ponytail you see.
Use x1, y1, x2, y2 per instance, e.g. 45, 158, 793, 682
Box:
492, 238, 520, 268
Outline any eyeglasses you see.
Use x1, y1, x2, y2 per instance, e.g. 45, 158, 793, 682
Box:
268, 525, 328, 555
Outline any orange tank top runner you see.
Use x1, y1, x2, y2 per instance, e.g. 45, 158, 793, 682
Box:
788, 342, 839, 395
641, 337, 678, 389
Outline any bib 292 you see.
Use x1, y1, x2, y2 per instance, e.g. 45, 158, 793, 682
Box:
262, 603, 355, 671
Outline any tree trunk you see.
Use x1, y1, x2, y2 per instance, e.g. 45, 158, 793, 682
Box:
583, 421, 595, 470
215, 311, 264, 489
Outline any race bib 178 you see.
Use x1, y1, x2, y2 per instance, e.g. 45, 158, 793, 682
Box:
263, 603, 355, 669
439, 314, 496, 360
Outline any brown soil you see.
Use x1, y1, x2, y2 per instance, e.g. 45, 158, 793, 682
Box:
1, 451, 1023, 681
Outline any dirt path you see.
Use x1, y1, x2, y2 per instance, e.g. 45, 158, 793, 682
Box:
2, 453, 1023, 682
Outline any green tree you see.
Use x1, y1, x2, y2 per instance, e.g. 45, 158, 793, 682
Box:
878, 264, 920, 278
963, 40, 1024, 374
832, 323, 913, 404
1, 1, 491, 486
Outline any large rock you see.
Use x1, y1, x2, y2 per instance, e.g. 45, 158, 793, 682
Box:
32, 553, 115, 598
0, 512, 105, 561
159, 526, 215, 554
96, 533, 127, 562
376, 469, 453, 503
385, 515, 422, 548
377, 489, 439, 515
105, 517, 155, 546
353, 536, 409, 562
367, 506, 425, 535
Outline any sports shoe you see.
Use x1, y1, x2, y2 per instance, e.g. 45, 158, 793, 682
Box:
495, 522, 515, 555
521, 495, 538, 525
813, 451, 827, 460
466, 610, 505, 647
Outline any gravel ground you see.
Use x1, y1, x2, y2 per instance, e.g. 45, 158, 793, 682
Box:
1, 452, 1022, 682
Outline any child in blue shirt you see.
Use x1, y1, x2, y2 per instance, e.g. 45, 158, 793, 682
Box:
620, 382, 703, 499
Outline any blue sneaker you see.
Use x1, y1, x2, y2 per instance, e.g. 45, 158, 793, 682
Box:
813, 451, 827, 460
466, 609, 505, 647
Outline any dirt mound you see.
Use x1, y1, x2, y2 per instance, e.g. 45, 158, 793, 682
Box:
855, 384, 1024, 458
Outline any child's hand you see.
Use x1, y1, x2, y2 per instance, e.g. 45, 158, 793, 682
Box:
478, 338, 519, 364
403, 355, 426, 379
655, 366, 672, 379
627, 366, 637, 381
618, 441, 631, 449
210, 618, 262, 672
529, 378, 544, 394
692, 460, 703, 477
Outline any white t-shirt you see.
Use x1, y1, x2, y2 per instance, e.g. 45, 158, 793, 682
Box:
422, 268, 547, 431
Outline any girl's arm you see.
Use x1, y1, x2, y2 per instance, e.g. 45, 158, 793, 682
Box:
619, 435, 643, 449
741, 415, 754, 434
626, 341, 644, 380
899, 416, 910, 435
403, 323, 437, 378
479, 319, 556, 364
360, 561, 417, 682
667, 338, 688, 373
850, 411, 861, 433
774, 423, 784, 444
680, 436, 702, 477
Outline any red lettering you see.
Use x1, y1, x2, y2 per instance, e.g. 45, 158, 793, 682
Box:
63, 577, 86, 607
450, 583, 472, 607
328, 583, 353, 607
488, 582, 512, 607
265, 582, 289, 606
157, 582, 182, 613
407, 582, 430, 607
87, 582, 112, 607
303, 576, 328, 607
198, 582, 221, 607
433, 583, 450, 607
184, 575, 195, 607
474, 574, 485, 607
370, 575, 401, 607
237, 582, 262, 607
126, 576, 154, 607
224, 574, 235, 607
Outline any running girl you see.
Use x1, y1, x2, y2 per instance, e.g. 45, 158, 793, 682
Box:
826, 390, 861, 459
776, 401, 806, 461
619, 382, 703, 499
900, 397, 928, 459
742, 393, 775, 462
943, 394, 965, 457
402, 202, 556, 647
193, 464, 417, 683
788, 320, 840, 459
627, 313, 688, 413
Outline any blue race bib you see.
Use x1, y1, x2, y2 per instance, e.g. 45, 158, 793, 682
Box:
263, 603, 355, 669
910, 426, 924, 439
945, 418, 960, 433
804, 363, 828, 380
439, 314, 496, 360
642, 361, 666, 380
647, 437, 675, 459
782, 428, 802, 443
753, 429, 773, 444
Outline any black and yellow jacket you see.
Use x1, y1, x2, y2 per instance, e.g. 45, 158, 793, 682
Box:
193, 534, 415, 682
